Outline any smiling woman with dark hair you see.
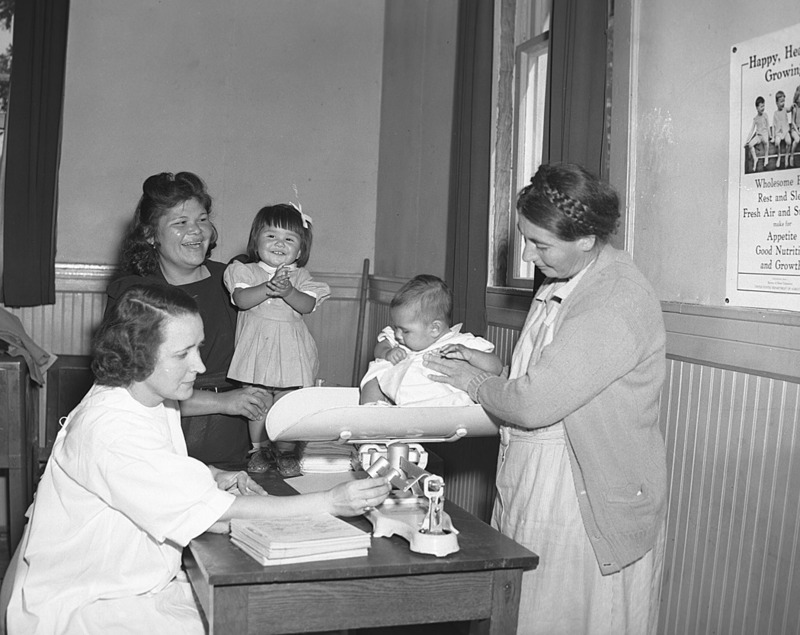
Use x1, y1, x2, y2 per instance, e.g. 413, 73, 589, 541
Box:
5, 284, 389, 634
106, 171, 270, 465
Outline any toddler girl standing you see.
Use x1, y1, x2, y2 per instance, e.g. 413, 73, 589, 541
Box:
224, 204, 330, 472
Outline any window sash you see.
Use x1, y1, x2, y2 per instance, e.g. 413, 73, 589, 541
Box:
508, 32, 549, 286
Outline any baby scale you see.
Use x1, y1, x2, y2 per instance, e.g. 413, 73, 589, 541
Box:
266, 387, 499, 557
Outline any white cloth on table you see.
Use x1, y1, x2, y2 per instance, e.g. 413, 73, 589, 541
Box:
492, 270, 662, 635
223, 260, 330, 387
360, 324, 494, 406
7, 385, 235, 634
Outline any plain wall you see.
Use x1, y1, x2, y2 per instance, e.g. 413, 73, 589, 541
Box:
56, 0, 384, 273
373, 0, 458, 280
630, 2, 799, 307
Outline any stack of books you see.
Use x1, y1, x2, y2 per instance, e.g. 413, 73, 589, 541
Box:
230, 513, 372, 565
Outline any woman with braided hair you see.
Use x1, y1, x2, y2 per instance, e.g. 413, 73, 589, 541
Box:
424, 162, 667, 634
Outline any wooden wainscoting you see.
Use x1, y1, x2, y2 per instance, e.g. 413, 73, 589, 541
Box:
487, 292, 800, 635
0, 264, 367, 452
302, 272, 368, 387
660, 359, 800, 635
658, 304, 800, 635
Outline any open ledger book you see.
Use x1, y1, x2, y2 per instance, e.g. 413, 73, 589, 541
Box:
230, 513, 371, 566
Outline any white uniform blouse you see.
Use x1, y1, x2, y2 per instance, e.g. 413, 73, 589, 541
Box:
7, 385, 235, 634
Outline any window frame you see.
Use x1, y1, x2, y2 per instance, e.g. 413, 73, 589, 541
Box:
489, 0, 619, 295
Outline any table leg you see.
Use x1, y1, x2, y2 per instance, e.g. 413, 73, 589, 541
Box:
469, 568, 523, 635
209, 585, 249, 635
6, 466, 27, 558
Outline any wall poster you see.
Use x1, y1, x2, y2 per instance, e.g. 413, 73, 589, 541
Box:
727, 23, 800, 311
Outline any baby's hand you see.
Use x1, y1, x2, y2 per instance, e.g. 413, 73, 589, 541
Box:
385, 347, 407, 365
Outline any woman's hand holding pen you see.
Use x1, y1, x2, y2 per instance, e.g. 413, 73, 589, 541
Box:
435, 343, 470, 361
325, 476, 390, 517
434, 344, 504, 373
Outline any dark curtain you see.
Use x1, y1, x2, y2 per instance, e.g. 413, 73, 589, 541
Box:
446, 0, 493, 337
1, 0, 70, 307
543, 0, 609, 175
440, 0, 496, 523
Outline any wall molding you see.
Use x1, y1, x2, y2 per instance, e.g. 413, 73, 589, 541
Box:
13, 269, 800, 384
54, 263, 115, 292
485, 293, 800, 383
53, 263, 364, 297
662, 301, 800, 383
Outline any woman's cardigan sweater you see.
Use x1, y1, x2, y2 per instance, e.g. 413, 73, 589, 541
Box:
468, 243, 667, 574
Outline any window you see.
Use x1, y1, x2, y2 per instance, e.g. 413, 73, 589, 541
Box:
0, 0, 13, 286
490, 0, 552, 288
511, 7, 550, 283
0, 1, 12, 156
489, 0, 612, 290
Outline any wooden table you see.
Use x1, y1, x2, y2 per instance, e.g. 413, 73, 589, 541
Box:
185, 472, 538, 634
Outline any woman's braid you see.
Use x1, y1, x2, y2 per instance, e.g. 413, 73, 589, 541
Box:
541, 182, 598, 235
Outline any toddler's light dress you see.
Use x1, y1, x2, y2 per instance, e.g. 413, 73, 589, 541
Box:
223, 261, 330, 388
360, 324, 494, 406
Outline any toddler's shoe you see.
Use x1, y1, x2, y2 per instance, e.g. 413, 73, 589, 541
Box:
265, 442, 302, 478
247, 448, 273, 473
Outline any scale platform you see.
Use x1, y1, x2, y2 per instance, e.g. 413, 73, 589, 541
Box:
266, 387, 500, 444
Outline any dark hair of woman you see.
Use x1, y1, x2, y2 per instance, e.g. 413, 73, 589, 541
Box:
516, 162, 620, 243
245, 204, 313, 268
92, 284, 199, 386
119, 172, 218, 276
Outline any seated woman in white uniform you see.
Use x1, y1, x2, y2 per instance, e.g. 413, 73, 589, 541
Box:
5, 284, 389, 634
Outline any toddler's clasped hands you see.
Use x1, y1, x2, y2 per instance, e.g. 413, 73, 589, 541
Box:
265, 265, 293, 298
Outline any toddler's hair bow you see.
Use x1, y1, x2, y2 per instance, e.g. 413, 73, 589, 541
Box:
291, 184, 313, 228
